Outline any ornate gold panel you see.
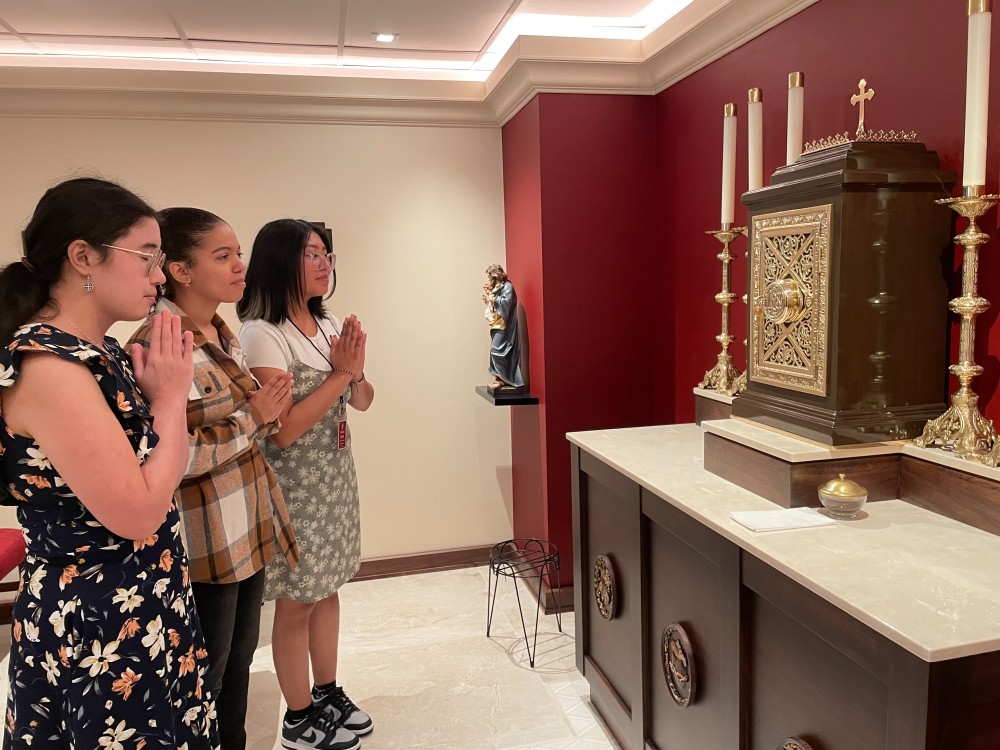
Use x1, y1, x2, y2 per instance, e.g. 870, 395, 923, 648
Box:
778, 739, 814, 750
749, 206, 832, 396
593, 554, 617, 621
661, 623, 696, 707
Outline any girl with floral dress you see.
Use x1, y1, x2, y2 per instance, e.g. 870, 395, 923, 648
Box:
0, 178, 219, 749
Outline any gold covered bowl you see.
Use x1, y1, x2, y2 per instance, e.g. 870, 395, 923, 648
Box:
817, 474, 868, 520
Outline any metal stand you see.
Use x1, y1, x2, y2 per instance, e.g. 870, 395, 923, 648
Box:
486, 538, 562, 668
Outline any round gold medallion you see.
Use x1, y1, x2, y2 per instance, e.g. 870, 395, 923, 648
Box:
592, 555, 617, 621
661, 623, 696, 707
763, 278, 808, 324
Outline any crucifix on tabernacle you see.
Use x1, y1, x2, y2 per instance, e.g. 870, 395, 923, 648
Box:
851, 79, 874, 138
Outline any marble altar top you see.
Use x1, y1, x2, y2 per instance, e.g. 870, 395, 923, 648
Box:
567, 423, 1000, 662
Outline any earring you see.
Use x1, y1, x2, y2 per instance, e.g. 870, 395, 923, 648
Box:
84, 274, 94, 293
184, 282, 191, 289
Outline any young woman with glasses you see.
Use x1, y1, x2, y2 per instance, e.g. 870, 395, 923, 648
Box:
237, 220, 373, 750
0, 178, 219, 748
127, 208, 298, 750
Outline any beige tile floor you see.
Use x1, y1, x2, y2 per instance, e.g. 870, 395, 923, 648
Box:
1, 567, 619, 750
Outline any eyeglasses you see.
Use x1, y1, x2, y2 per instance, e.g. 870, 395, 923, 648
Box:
103, 243, 166, 276
304, 251, 336, 270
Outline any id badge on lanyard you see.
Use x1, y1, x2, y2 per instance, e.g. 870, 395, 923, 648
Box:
337, 399, 348, 451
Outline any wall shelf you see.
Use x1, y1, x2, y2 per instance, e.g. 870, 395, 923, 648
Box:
475, 385, 538, 406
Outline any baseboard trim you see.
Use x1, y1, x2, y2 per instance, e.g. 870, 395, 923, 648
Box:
524, 576, 575, 615
351, 545, 493, 582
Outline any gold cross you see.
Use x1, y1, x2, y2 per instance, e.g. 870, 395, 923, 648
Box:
850, 79, 874, 138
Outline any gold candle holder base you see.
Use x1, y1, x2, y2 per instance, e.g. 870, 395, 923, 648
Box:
700, 352, 742, 395
731, 370, 747, 394
914, 191, 999, 460
698, 225, 747, 397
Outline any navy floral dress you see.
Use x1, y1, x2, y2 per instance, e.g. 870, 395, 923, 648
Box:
0, 324, 219, 750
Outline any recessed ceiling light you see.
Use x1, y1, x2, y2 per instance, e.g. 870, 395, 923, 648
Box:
371, 33, 398, 44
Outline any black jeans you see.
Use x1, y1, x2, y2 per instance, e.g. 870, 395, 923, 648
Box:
191, 569, 266, 750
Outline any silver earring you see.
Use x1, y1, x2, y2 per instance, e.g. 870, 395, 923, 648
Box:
84, 274, 94, 293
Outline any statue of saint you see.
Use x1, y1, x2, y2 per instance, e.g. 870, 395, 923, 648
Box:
483, 264, 525, 390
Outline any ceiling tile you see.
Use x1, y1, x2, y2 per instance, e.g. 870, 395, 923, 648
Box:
344, 0, 513, 51
170, 0, 343, 46
0, 1, 177, 37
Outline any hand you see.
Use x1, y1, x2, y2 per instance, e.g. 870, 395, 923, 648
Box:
329, 315, 366, 377
247, 372, 294, 424
353, 319, 367, 378
130, 310, 194, 407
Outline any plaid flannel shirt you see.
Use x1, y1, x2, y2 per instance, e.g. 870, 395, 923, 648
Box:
128, 300, 298, 583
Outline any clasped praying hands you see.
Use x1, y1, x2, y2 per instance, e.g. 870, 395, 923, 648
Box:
329, 314, 366, 381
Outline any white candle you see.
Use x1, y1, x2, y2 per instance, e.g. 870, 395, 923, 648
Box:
748, 88, 763, 190
722, 102, 737, 225
963, 0, 992, 187
786, 72, 804, 165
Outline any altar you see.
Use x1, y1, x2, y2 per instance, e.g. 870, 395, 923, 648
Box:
569, 423, 1000, 750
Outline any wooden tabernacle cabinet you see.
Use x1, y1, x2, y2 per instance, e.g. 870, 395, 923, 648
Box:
733, 142, 956, 445
571, 441, 1000, 750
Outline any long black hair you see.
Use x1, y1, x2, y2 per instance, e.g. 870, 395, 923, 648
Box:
158, 207, 226, 300
0, 177, 158, 346
237, 219, 335, 324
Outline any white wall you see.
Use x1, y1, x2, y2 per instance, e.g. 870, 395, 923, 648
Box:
0, 114, 513, 558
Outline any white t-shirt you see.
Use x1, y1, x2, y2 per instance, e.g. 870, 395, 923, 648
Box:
240, 315, 343, 373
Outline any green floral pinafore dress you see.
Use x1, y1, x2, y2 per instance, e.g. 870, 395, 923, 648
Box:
261, 361, 361, 603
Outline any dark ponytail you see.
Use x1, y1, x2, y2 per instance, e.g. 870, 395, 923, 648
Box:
0, 178, 157, 346
158, 207, 226, 299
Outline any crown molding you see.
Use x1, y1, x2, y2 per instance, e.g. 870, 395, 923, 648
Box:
0, 0, 817, 127
485, 37, 651, 125
0, 66, 494, 126
484, 0, 818, 123
644, 0, 820, 93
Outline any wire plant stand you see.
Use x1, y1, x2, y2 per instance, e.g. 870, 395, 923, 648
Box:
486, 538, 562, 668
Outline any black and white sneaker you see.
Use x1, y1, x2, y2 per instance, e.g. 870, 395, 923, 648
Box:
313, 684, 374, 736
281, 708, 360, 750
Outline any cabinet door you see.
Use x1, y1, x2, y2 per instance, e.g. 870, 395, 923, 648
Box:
574, 449, 643, 749
743, 554, 890, 750
643, 490, 741, 750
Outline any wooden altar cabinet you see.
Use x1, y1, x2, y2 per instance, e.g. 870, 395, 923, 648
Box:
570, 424, 1000, 750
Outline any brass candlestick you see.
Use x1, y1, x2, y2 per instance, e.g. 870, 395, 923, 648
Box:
699, 224, 747, 396
914, 186, 998, 459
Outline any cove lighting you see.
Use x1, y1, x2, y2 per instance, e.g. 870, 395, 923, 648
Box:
2, 0, 696, 80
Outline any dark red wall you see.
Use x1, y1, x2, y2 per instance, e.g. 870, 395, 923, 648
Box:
503, 98, 548, 545
503, 94, 658, 580
658, 0, 1000, 424
501, 0, 1000, 584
